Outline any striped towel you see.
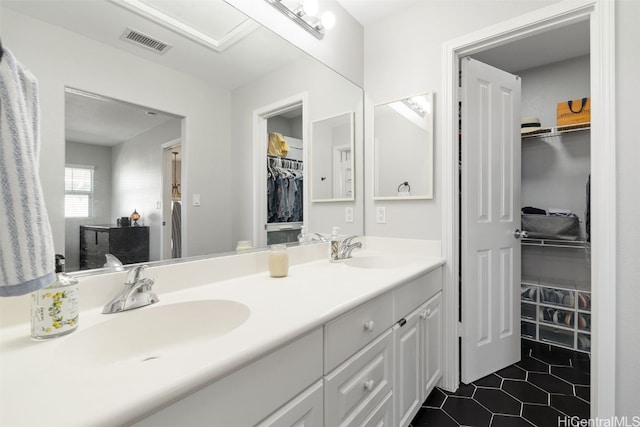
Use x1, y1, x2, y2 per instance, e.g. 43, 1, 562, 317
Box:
0, 47, 55, 296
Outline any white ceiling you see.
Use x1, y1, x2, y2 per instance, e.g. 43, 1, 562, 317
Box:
336, 0, 422, 27
4, 0, 307, 147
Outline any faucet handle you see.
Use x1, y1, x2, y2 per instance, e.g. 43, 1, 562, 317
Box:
126, 265, 148, 285
342, 235, 361, 245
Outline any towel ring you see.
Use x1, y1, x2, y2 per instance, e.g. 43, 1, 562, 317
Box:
398, 181, 411, 192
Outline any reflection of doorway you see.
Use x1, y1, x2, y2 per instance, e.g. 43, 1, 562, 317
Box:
441, 1, 615, 416
252, 94, 307, 248
64, 87, 184, 271
332, 145, 352, 199
161, 141, 182, 260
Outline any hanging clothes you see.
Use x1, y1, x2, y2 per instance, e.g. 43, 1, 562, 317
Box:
267, 156, 303, 223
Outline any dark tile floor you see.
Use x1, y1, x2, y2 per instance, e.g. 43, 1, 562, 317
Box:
410, 340, 590, 426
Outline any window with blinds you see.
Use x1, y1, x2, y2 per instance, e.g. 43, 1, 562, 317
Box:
65, 165, 94, 218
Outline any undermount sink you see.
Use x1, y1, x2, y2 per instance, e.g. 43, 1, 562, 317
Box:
344, 255, 415, 269
55, 300, 250, 366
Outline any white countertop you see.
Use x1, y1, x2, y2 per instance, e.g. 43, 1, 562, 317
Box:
0, 241, 444, 427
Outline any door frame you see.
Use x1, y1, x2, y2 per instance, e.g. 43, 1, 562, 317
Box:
252, 93, 308, 248
441, 0, 615, 418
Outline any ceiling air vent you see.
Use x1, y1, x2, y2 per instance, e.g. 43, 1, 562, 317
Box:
120, 27, 172, 55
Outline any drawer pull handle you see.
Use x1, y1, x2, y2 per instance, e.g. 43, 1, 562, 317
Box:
426, 309, 433, 319
363, 320, 375, 332
364, 380, 375, 392
420, 310, 427, 319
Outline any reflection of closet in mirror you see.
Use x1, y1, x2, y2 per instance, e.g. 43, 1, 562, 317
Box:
311, 112, 354, 202
266, 106, 304, 245
64, 88, 183, 272
161, 144, 182, 260
373, 93, 434, 200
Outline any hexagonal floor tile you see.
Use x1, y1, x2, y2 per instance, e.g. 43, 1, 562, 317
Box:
516, 355, 550, 373
522, 403, 565, 426
575, 385, 590, 402
501, 380, 548, 404
491, 414, 535, 427
528, 372, 573, 394
423, 388, 447, 408
443, 396, 492, 426
410, 407, 458, 427
551, 366, 590, 386
551, 394, 590, 419
495, 365, 527, 380
530, 344, 575, 366
474, 388, 521, 415
475, 373, 503, 388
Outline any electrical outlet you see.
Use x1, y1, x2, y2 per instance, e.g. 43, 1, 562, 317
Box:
376, 206, 386, 224
156, 201, 161, 209
193, 194, 201, 207
345, 207, 354, 223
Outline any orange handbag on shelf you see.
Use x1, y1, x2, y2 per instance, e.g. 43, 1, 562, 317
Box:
557, 97, 591, 126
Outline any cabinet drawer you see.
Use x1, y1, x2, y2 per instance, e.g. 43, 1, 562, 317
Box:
324, 292, 393, 373
362, 391, 393, 427
324, 330, 393, 427
394, 267, 442, 319
256, 380, 323, 427
539, 325, 574, 348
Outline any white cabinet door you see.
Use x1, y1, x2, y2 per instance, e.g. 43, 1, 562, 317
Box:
256, 381, 323, 427
421, 292, 443, 400
393, 310, 422, 427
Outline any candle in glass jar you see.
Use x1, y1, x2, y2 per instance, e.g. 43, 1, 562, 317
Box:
269, 244, 289, 277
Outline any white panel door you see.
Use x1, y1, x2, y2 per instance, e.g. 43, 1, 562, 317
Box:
461, 57, 521, 384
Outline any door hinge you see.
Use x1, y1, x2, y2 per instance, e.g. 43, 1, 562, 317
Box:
458, 321, 463, 337
457, 86, 462, 103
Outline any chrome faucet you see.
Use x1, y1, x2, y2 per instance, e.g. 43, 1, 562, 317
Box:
102, 265, 159, 314
330, 235, 363, 262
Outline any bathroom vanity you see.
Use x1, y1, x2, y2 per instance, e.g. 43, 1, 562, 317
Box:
0, 238, 443, 427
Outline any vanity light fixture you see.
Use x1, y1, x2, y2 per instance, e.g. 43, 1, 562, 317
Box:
265, 0, 336, 39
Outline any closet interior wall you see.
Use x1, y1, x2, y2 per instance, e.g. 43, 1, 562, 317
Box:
519, 55, 592, 352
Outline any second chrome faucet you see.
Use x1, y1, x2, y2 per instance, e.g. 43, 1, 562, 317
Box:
330, 235, 363, 262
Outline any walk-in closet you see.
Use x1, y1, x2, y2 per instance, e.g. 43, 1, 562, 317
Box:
266, 106, 304, 245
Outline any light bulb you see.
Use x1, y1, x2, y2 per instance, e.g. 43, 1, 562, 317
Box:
321, 11, 336, 29
302, 0, 318, 16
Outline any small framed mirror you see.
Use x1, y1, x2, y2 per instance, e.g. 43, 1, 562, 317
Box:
311, 112, 355, 202
373, 92, 434, 200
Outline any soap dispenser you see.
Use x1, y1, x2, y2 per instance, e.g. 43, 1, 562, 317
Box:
31, 254, 79, 340
329, 226, 340, 262
298, 226, 308, 245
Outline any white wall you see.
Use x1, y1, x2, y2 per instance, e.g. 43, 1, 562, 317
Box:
231, 55, 363, 245
363, 0, 560, 240
111, 119, 181, 262
225, 0, 364, 87
1, 8, 233, 258
64, 141, 113, 271
615, 0, 640, 417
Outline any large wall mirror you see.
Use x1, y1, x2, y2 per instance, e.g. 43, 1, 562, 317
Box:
2, 0, 363, 273
311, 112, 354, 202
373, 93, 434, 200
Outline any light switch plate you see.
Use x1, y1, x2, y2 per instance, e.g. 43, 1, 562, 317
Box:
193, 194, 201, 207
376, 206, 386, 224
345, 207, 354, 223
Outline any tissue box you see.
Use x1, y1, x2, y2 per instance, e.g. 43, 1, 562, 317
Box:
521, 214, 580, 241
